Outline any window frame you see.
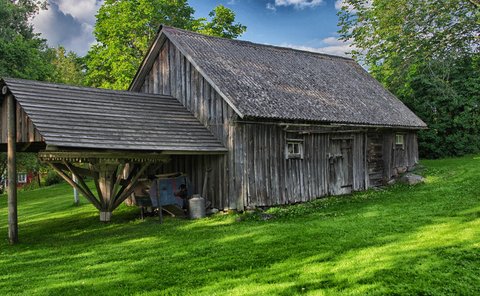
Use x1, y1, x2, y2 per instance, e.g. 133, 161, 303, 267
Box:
285, 139, 304, 159
395, 134, 405, 149
17, 173, 27, 184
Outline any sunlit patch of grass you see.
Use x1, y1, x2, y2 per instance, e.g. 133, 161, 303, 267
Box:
0, 155, 479, 295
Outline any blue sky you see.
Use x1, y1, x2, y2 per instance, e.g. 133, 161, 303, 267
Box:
32, 0, 351, 57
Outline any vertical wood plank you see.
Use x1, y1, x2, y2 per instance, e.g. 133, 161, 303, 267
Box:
234, 124, 244, 210
169, 41, 175, 95
175, 47, 182, 103
227, 123, 235, 209
163, 42, 170, 95
152, 59, 159, 93
192, 68, 197, 115
185, 59, 191, 111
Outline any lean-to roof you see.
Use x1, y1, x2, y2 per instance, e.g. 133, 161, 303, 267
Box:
1, 78, 226, 153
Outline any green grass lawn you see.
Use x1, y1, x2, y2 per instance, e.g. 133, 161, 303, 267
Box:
0, 156, 479, 295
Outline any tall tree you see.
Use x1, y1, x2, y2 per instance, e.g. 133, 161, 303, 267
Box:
51, 46, 85, 86
338, 0, 480, 158
0, 0, 55, 191
85, 0, 246, 90
196, 5, 247, 39
0, 0, 54, 80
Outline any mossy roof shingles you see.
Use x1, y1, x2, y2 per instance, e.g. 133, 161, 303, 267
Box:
158, 26, 426, 128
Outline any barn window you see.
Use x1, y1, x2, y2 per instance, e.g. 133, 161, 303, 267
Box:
286, 139, 304, 159
395, 134, 405, 149
17, 173, 27, 184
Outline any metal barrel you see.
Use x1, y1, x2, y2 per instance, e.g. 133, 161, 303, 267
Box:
188, 194, 206, 219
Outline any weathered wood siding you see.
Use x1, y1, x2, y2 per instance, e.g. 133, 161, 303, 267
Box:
0, 98, 43, 144
152, 155, 230, 209
367, 131, 419, 186
232, 124, 367, 207
136, 39, 237, 209
367, 133, 384, 187
383, 132, 418, 179
139, 39, 234, 144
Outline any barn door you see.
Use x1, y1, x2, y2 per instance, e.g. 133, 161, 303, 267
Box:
328, 138, 353, 195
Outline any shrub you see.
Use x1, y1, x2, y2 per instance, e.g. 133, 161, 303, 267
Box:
44, 171, 63, 186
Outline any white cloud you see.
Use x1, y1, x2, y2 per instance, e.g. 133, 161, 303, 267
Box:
335, 0, 346, 10
266, 0, 324, 10
322, 36, 342, 45
56, 0, 103, 24
279, 36, 356, 57
32, 0, 103, 56
266, 3, 277, 11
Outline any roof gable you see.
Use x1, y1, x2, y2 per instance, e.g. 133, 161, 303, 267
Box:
132, 26, 426, 128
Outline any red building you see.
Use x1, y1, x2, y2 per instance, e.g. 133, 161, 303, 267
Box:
1, 171, 35, 189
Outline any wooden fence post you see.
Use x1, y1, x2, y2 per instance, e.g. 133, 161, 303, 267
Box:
7, 93, 18, 244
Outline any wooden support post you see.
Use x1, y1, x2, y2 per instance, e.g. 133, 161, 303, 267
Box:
39, 151, 166, 222
98, 164, 117, 222
7, 94, 18, 244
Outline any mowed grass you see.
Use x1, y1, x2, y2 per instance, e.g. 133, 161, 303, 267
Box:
0, 156, 479, 295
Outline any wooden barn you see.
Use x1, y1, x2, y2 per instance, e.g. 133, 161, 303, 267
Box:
129, 26, 426, 210
0, 26, 426, 242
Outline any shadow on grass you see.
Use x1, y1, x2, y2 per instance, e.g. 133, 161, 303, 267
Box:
0, 155, 479, 295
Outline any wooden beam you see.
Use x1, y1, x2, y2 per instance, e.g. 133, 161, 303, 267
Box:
110, 163, 126, 210
49, 163, 102, 210
63, 161, 102, 209
53, 163, 97, 178
7, 94, 18, 244
112, 162, 151, 210
0, 142, 46, 153
38, 151, 170, 163
90, 163, 104, 205
161, 150, 227, 155
111, 163, 137, 204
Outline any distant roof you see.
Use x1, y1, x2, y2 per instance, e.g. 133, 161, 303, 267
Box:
133, 26, 426, 128
1, 78, 226, 152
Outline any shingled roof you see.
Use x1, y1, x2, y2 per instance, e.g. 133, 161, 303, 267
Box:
132, 26, 426, 128
1, 78, 226, 152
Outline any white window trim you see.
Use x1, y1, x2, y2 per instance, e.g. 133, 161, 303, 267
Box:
395, 134, 405, 149
18, 173, 27, 184
286, 139, 304, 159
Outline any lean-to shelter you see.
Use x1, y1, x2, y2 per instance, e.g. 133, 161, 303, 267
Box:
0, 78, 226, 227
